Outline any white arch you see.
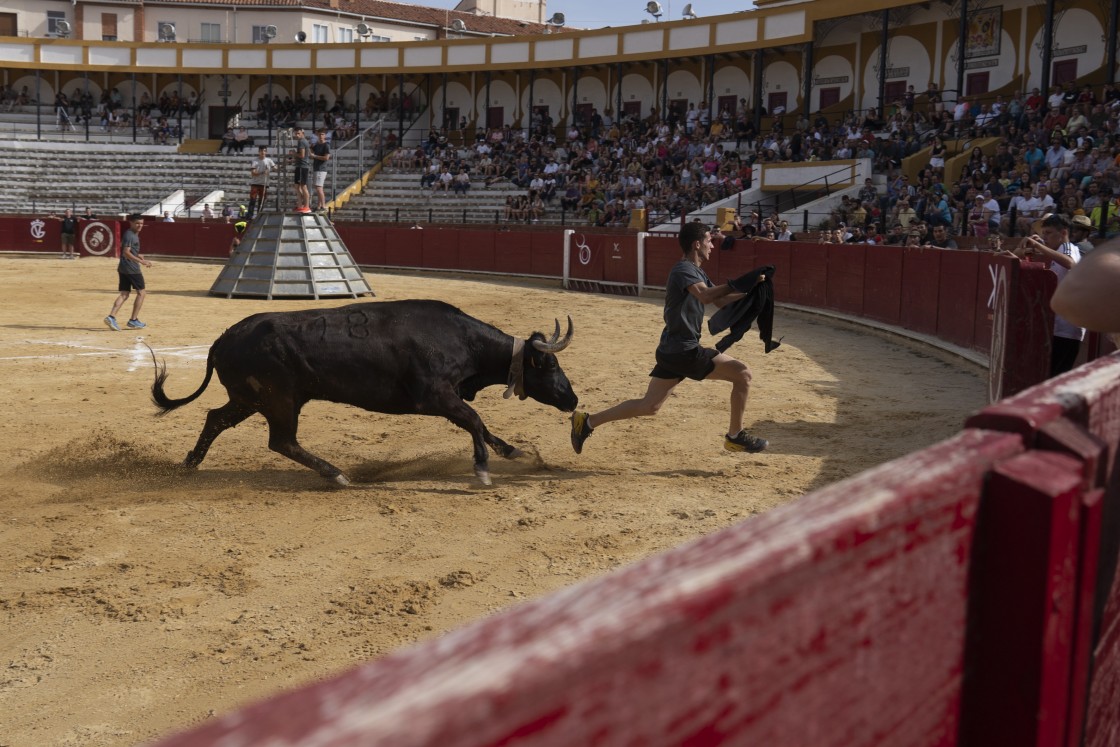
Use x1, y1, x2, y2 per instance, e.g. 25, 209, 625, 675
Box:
520, 77, 563, 124
568, 75, 607, 112
475, 79, 517, 127
713, 64, 751, 107
665, 69, 701, 103
942, 29, 1018, 96
810, 54, 853, 109
862, 35, 930, 112
251, 83, 292, 107
432, 80, 474, 126
1026, 8, 1105, 88
610, 73, 655, 118
763, 60, 800, 111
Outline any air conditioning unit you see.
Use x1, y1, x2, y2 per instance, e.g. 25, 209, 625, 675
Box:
294, 30, 307, 43
263, 25, 278, 40
450, 19, 467, 33
55, 19, 72, 38
356, 22, 372, 37
158, 23, 176, 42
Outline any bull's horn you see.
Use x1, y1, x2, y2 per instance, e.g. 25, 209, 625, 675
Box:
547, 318, 561, 344
532, 316, 574, 353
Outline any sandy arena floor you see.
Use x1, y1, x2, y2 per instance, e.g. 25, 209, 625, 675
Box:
0, 255, 989, 746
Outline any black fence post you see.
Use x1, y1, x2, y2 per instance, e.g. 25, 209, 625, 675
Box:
462, 208, 467, 224
1008, 204, 1018, 237
362, 208, 367, 222
1096, 203, 1108, 240
428, 208, 433, 222
803, 209, 809, 233
395, 208, 400, 222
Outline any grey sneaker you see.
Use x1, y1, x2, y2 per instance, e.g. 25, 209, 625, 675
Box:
725, 430, 768, 453
104, 315, 120, 331
126, 319, 147, 329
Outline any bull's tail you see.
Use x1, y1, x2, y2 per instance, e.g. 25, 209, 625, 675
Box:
149, 343, 216, 415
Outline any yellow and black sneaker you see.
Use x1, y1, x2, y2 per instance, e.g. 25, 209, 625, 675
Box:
570, 411, 594, 454
725, 430, 768, 453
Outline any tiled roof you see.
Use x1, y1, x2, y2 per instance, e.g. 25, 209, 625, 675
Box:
145, 0, 556, 35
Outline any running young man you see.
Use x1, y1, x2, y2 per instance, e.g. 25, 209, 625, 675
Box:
570, 221, 769, 454
104, 213, 152, 331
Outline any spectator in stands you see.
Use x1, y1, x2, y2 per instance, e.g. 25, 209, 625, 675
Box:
925, 224, 958, 249
162, 211, 175, 223
104, 214, 152, 333
201, 203, 214, 222
233, 127, 250, 153
452, 168, 472, 195
221, 127, 236, 154
1070, 214, 1095, 255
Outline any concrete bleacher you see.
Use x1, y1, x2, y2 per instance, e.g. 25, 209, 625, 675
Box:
330, 166, 554, 225
0, 139, 367, 218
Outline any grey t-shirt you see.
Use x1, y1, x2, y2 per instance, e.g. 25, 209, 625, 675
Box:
658, 259, 710, 354
295, 137, 310, 169
118, 228, 141, 274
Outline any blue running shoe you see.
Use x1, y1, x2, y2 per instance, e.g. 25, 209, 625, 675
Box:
104, 315, 120, 331
126, 319, 147, 329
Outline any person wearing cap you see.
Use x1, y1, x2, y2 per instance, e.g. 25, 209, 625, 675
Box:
1010, 213, 1084, 376
1070, 214, 1095, 255
1088, 193, 1120, 238
229, 220, 248, 257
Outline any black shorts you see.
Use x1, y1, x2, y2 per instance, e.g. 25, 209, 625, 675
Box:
118, 272, 145, 292
60, 232, 75, 245
293, 166, 310, 185
650, 346, 718, 381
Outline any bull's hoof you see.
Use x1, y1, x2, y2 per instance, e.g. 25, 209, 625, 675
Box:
505, 447, 525, 459
474, 467, 492, 486
332, 473, 352, 487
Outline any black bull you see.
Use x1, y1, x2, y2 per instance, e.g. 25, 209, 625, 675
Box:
150, 300, 578, 485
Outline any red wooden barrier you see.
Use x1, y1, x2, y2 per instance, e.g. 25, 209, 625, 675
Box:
152, 430, 1024, 747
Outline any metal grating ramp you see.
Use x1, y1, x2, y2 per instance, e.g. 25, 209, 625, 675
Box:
209, 211, 375, 300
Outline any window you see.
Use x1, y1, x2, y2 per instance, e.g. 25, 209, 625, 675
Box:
200, 22, 222, 43
47, 10, 67, 37
373, 35, 391, 43
101, 13, 118, 41
337, 27, 353, 43
312, 24, 328, 43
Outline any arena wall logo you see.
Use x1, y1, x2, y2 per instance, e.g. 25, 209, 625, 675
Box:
575, 234, 591, 265
28, 219, 45, 241
81, 221, 115, 256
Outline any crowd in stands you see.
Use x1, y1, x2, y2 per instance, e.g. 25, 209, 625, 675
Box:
819, 81, 1120, 249
0, 83, 196, 143
394, 101, 768, 225
252, 90, 422, 144
381, 80, 1099, 230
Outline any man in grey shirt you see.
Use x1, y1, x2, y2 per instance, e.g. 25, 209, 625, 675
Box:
569, 221, 769, 455
104, 213, 153, 331
290, 127, 311, 213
